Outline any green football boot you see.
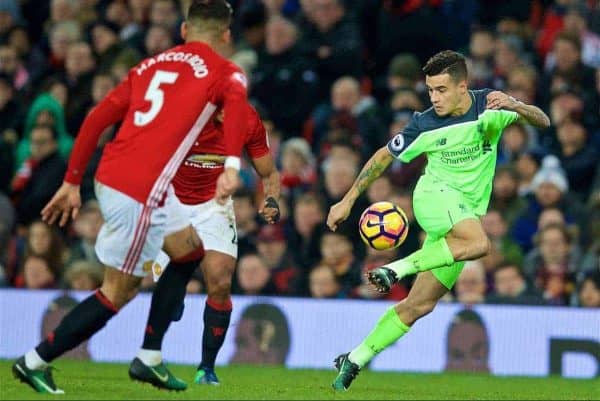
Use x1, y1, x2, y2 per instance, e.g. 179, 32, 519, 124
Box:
194, 366, 220, 385
12, 356, 65, 394
332, 353, 360, 391
128, 357, 187, 391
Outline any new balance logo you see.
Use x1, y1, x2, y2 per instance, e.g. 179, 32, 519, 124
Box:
436, 138, 447, 146
482, 140, 492, 154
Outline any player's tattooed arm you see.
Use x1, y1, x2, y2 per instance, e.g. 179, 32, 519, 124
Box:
513, 103, 551, 129
345, 146, 394, 203
486, 91, 551, 128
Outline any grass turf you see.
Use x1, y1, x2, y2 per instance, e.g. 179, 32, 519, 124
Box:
0, 359, 598, 400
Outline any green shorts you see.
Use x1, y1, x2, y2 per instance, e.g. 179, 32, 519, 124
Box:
412, 176, 478, 289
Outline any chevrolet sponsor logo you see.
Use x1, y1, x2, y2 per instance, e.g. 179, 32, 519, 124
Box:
185, 154, 227, 169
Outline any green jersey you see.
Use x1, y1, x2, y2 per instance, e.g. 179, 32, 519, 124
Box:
387, 89, 518, 215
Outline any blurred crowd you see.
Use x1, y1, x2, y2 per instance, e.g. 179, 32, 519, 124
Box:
0, 0, 599, 308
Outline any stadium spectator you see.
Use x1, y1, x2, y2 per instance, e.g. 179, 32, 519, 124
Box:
492, 34, 526, 90
250, 15, 318, 138
0, 44, 29, 90
61, 41, 96, 133
235, 253, 276, 295
279, 137, 317, 202
376, 53, 424, 105
486, 263, 545, 305
89, 19, 141, 74
489, 165, 527, 229
552, 5, 600, 69
256, 223, 301, 295
15, 92, 71, 168
480, 209, 524, 279
63, 260, 103, 291
467, 28, 495, 89
366, 176, 392, 205
318, 228, 362, 295
232, 188, 260, 257
11, 124, 66, 226
21, 254, 57, 289
524, 223, 579, 305
67, 199, 102, 265
297, 0, 362, 102
308, 264, 343, 298
515, 149, 544, 196
577, 270, 600, 308
311, 76, 386, 157
143, 24, 174, 57
498, 123, 530, 165
45, 21, 82, 76
287, 192, 325, 269
105, 0, 140, 42
455, 260, 487, 305
0, 193, 15, 265
555, 120, 598, 201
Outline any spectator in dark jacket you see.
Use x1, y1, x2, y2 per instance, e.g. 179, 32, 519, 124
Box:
486, 263, 545, 305
297, 0, 362, 102
251, 16, 318, 138
11, 124, 66, 226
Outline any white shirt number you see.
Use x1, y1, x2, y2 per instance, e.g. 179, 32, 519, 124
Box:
134, 70, 179, 127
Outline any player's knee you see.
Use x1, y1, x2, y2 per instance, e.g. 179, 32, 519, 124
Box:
99, 283, 138, 310
206, 274, 232, 300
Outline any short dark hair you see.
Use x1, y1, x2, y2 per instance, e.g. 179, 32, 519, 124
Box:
422, 50, 468, 82
187, 0, 233, 33
494, 262, 523, 278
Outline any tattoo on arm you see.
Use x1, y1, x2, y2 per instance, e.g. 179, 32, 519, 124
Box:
352, 148, 393, 198
517, 103, 550, 128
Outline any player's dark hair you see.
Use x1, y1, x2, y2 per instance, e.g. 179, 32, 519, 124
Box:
187, 0, 233, 32
422, 50, 468, 83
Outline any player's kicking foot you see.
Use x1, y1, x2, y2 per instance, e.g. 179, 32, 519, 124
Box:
194, 366, 220, 385
332, 353, 360, 391
367, 267, 398, 293
12, 356, 64, 394
128, 357, 187, 391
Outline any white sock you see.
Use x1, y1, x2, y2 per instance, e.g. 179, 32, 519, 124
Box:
137, 349, 162, 366
385, 259, 417, 280
25, 349, 48, 370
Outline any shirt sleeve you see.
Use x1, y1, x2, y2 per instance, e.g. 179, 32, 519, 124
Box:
245, 107, 270, 159
483, 109, 519, 144
64, 74, 131, 184
219, 69, 249, 160
386, 113, 423, 162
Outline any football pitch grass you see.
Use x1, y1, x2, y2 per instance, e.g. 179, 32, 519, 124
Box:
1, 360, 598, 400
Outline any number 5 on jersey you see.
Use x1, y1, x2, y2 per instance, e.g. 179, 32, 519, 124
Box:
134, 70, 179, 127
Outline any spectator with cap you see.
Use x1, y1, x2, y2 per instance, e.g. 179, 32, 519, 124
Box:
486, 262, 544, 306
256, 223, 302, 296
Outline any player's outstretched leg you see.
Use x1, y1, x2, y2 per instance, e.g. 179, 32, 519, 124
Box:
195, 251, 236, 386
332, 272, 447, 391
13, 268, 140, 394
369, 219, 489, 292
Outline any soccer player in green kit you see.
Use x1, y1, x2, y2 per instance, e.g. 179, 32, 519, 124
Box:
326, 50, 550, 390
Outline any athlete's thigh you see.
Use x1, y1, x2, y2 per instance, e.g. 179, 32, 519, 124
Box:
413, 177, 478, 239
94, 180, 167, 278
190, 198, 238, 259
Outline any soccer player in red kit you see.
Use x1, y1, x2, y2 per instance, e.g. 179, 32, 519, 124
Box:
129, 104, 280, 389
13, 0, 249, 394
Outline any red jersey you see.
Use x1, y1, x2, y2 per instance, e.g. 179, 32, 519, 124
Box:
174, 104, 270, 204
64, 42, 248, 207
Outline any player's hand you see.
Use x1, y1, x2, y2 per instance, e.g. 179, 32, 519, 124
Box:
41, 182, 81, 227
259, 196, 280, 224
215, 167, 241, 205
326, 199, 352, 232
486, 91, 520, 111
